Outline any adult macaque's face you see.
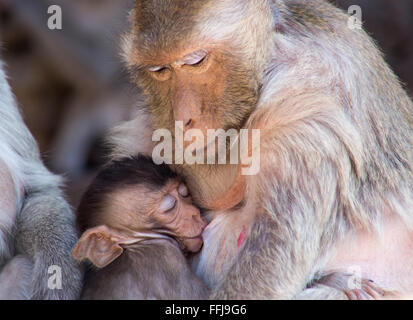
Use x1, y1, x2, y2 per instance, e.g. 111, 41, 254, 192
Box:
144, 48, 225, 147
156, 181, 207, 252
129, 44, 259, 151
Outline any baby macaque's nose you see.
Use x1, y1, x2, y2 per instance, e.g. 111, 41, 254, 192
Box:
199, 218, 208, 231
190, 206, 208, 231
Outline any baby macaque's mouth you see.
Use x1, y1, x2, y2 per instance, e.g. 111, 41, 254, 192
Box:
182, 233, 204, 241
178, 234, 204, 253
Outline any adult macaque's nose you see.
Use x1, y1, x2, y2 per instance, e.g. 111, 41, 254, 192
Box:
174, 84, 201, 130
184, 118, 193, 128
174, 108, 197, 130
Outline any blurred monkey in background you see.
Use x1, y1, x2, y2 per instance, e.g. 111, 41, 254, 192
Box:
0, 62, 82, 299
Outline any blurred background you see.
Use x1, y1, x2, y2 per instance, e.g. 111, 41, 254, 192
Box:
0, 0, 412, 208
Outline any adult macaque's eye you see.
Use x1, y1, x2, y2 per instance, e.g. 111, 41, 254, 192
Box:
160, 195, 177, 213
186, 55, 206, 67
183, 50, 208, 67
178, 184, 189, 197
148, 66, 171, 81
148, 65, 165, 72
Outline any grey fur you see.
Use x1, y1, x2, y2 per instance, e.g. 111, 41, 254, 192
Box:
82, 240, 209, 300
0, 61, 83, 299
211, 0, 413, 299
0, 255, 33, 300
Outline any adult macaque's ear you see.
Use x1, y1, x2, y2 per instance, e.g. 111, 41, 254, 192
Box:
72, 225, 127, 268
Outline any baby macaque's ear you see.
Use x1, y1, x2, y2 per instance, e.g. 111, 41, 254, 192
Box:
72, 225, 128, 268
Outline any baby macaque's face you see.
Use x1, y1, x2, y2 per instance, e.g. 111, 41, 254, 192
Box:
72, 178, 207, 269
104, 179, 207, 252
149, 180, 206, 252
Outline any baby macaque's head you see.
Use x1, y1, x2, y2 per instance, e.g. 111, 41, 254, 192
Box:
72, 155, 207, 268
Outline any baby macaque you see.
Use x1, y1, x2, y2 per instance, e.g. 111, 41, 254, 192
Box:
72, 155, 209, 299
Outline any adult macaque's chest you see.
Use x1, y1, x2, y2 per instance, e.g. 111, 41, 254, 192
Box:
184, 161, 255, 288
325, 216, 413, 296
190, 210, 250, 288
190, 196, 255, 289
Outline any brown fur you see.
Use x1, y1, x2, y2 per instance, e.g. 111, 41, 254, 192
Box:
112, 0, 413, 299
75, 156, 209, 299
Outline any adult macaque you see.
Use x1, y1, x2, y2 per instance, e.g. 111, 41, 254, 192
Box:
0, 62, 82, 299
73, 155, 209, 299
109, 0, 413, 299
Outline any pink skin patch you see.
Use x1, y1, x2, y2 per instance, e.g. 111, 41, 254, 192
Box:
237, 226, 247, 248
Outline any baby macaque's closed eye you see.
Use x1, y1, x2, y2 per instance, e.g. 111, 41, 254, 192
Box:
178, 183, 189, 197
158, 183, 190, 213
159, 194, 177, 213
